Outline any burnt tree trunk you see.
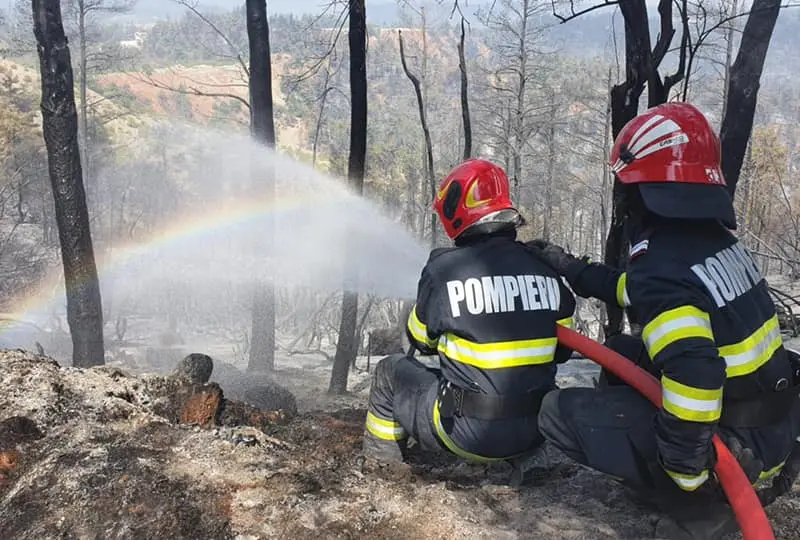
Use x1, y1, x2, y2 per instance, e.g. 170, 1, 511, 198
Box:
458, 16, 472, 160
77, 1, 89, 205
603, 0, 651, 337
246, 0, 277, 373
33, 0, 104, 367
719, 0, 781, 198
398, 30, 436, 248
329, 0, 367, 395
555, 0, 777, 339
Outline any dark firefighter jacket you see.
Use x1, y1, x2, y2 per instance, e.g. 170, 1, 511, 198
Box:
562, 219, 795, 492
406, 232, 576, 460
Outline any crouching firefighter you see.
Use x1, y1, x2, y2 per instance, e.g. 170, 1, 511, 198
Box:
362, 158, 576, 467
528, 102, 800, 539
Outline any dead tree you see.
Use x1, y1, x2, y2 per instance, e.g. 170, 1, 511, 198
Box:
719, 0, 782, 198
398, 30, 436, 248
33, 0, 104, 367
246, 0, 277, 373
329, 0, 367, 395
553, 0, 781, 336
458, 16, 472, 159
481, 0, 547, 203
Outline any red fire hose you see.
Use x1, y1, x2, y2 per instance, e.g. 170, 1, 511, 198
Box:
556, 326, 775, 540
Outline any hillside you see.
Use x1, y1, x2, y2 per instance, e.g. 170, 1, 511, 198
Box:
3, 347, 800, 540
0, 3, 798, 539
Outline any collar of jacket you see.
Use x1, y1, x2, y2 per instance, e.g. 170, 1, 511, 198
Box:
454, 228, 518, 247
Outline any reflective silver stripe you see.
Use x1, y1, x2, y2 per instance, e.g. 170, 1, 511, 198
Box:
662, 388, 722, 414
666, 469, 710, 491
365, 412, 406, 441
719, 316, 782, 377
723, 324, 781, 368
407, 307, 436, 347
438, 334, 557, 369
642, 306, 713, 357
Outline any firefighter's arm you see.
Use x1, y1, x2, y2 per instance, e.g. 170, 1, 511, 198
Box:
405, 265, 440, 355
629, 268, 725, 492
564, 262, 629, 309
554, 279, 577, 364
526, 240, 627, 308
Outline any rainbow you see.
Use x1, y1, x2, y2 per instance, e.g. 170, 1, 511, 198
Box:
2, 191, 340, 331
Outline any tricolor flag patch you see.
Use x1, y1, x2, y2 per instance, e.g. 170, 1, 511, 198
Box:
630, 239, 649, 260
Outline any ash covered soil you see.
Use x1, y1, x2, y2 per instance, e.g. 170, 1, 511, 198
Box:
1, 345, 800, 540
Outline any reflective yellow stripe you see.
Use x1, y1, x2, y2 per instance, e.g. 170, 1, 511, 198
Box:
665, 468, 710, 491
437, 333, 557, 369
642, 306, 714, 357
365, 411, 406, 441
719, 315, 783, 378
758, 460, 785, 482
407, 306, 437, 348
557, 317, 574, 329
432, 401, 516, 462
616, 273, 630, 308
661, 376, 722, 423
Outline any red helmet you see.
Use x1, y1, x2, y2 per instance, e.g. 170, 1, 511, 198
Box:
433, 158, 521, 240
610, 102, 736, 229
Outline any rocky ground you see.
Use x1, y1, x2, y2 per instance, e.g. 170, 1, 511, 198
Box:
0, 342, 799, 540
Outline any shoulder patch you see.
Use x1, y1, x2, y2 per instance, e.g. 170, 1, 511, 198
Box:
629, 239, 649, 260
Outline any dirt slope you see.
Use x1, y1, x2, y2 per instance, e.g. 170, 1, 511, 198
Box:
0, 349, 799, 539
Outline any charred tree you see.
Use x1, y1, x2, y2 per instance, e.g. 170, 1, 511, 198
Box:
458, 16, 472, 160
398, 30, 436, 248
603, 0, 653, 337
329, 0, 367, 395
719, 0, 781, 198
554, 0, 685, 337
246, 0, 277, 373
33, 0, 104, 367
554, 0, 781, 336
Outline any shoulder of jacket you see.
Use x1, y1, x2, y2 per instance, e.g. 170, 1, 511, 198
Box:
427, 246, 456, 263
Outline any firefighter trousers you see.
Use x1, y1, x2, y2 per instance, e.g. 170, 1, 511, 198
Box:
362, 353, 447, 461
363, 353, 547, 462
538, 334, 800, 498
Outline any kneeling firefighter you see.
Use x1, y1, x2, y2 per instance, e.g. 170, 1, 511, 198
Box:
529, 102, 800, 539
362, 158, 576, 465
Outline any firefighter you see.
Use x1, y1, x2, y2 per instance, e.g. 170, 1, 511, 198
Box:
529, 102, 800, 539
361, 158, 576, 467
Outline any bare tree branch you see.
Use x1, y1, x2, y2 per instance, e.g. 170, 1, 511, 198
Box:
551, 0, 619, 23
289, 2, 350, 85
398, 29, 436, 248
126, 71, 251, 110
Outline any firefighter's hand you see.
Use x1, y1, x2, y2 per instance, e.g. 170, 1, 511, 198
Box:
725, 437, 764, 484
525, 239, 581, 275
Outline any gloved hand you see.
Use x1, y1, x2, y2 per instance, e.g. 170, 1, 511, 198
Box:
725, 437, 764, 485
525, 239, 585, 275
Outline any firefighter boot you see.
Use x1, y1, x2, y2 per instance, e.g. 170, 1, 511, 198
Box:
361, 430, 406, 463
